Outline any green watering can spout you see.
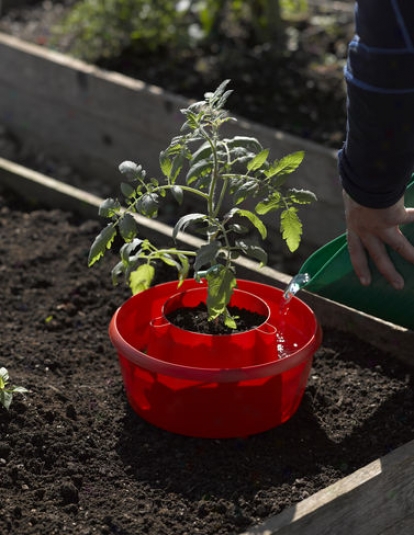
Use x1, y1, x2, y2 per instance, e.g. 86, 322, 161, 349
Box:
298, 181, 414, 330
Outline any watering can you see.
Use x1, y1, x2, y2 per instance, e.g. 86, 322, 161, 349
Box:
299, 181, 414, 330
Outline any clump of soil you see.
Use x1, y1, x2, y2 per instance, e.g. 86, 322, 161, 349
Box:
2, 187, 414, 535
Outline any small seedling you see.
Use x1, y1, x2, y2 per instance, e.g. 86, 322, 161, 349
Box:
0, 367, 28, 410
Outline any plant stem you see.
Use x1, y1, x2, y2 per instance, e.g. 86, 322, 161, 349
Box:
213, 178, 228, 219
153, 248, 197, 257
200, 120, 220, 218
160, 184, 210, 201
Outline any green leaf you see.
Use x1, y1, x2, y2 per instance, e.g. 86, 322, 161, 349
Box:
120, 182, 135, 199
206, 79, 233, 107
255, 192, 282, 215
129, 264, 155, 294
98, 198, 121, 218
247, 148, 269, 172
229, 223, 248, 234
0, 390, 12, 410
191, 173, 213, 191
173, 213, 206, 240
157, 253, 179, 269
185, 111, 201, 130
280, 207, 302, 252
12, 386, 28, 394
224, 312, 237, 330
230, 208, 267, 240
287, 188, 317, 205
169, 151, 187, 183
205, 266, 237, 321
266, 151, 305, 178
225, 136, 263, 153
119, 213, 138, 242
171, 185, 184, 204
235, 240, 268, 266
190, 142, 212, 166
166, 136, 184, 156
176, 253, 190, 283
118, 160, 142, 179
120, 238, 143, 264
194, 241, 221, 272
135, 193, 159, 217
233, 181, 259, 205
186, 160, 212, 185
111, 261, 125, 285
159, 151, 173, 178
0, 367, 9, 388
88, 224, 117, 266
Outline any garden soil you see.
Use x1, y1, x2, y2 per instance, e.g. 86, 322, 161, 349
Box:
2, 2, 414, 534
2, 188, 414, 535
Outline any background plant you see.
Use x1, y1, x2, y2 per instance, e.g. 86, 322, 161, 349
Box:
0, 367, 28, 410
53, 0, 308, 63
89, 81, 315, 326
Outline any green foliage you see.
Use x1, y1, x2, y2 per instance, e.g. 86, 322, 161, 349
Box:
53, 0, 286, 63
0, 367, 28, 410
280, 0, 308, 17
196, 0, 284, 44
52, 0, 190, 62
89, 80, 316, 326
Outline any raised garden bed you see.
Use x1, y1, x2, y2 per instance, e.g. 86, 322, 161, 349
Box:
0, 30, 341, 258
2, 162, 414, 535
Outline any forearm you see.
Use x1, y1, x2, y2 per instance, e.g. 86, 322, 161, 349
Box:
338, 0, 414, 208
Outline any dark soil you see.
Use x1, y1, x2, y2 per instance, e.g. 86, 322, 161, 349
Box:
166, 304, 267, 335
2, 188, 414, 535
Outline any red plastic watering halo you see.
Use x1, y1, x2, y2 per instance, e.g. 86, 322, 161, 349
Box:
109, 278, 322, 438
147, 286, 279, 368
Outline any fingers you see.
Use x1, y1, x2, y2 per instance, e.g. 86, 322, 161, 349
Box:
385, 231, 414, 265
347, 229, 407, 290
346, 230, 372, 286
342, 190, 414, 289
364, 236, 404, 290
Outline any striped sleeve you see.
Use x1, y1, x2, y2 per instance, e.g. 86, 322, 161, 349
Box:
338, 0, 414, 208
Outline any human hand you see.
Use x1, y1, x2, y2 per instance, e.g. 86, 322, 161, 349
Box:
342, 190, 414, 289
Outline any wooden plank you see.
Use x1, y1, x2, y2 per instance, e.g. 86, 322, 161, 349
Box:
380, 512, 414, 535
299, 290, 414, 368
0, 156, 102, 218
240, 438, 414, 535
0, 156, 205, 248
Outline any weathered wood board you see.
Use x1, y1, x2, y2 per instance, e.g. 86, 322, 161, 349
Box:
240, 437, 414, 535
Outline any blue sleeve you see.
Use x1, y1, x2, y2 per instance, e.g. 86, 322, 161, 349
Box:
338, 0, 414, 208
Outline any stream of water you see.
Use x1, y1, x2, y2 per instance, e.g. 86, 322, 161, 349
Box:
277, 273, 310, 358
